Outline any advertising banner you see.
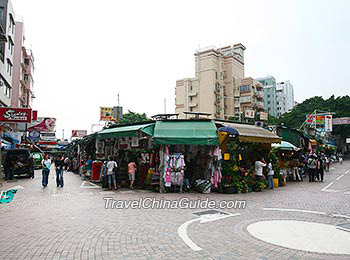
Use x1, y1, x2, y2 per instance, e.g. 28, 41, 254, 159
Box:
27, 117, 56, 132
260, 112, 268, 121
306, 114, 325, 126
100, 107, 114, 121
72, 130, 87, 138
324, 115, 333, 132
0, 108, 32, 123
333, 117, 350, 125
28, 130, 40, 142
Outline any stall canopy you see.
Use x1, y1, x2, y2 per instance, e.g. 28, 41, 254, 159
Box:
272, 141, 299, 151
96, 123, 155, 139
217, 122, 281, 143
152, 120, 219, 145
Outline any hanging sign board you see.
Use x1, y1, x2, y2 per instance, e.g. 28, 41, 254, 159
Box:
0, 108, 32, 123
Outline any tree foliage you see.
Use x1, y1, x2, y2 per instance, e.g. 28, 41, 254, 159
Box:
119, 111, 150, 125
271, 95, 350, 138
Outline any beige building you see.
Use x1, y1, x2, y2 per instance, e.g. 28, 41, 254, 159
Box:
175, 44, 246, 119
239, 77, 264, 117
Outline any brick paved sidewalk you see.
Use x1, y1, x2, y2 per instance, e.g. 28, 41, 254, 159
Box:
0, 161, 349, 260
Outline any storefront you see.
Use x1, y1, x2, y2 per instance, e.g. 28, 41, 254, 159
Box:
152, 120, 220, 193
216, 121, 281, 193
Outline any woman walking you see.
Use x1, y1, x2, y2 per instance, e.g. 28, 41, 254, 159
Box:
41, 154, 52, 187
55, 155, 65, 187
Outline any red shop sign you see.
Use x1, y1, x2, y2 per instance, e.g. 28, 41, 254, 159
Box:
0, 108, 32, 123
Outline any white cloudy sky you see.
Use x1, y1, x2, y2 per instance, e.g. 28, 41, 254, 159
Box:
11, 0, 350, 138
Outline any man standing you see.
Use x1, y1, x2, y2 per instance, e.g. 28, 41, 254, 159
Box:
307, 154, 317, 182
106, 156, 118, 190
267, 160, 274, 189
128, 158, 137, 190
85, 156, 93, 179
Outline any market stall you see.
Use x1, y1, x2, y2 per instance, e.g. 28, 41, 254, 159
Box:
216, 121, 281, 193
96, 123, 156, 188
152, 120, 221, 193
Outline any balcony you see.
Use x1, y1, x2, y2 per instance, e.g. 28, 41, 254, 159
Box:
254, 91, 264, 100
255, 101, 264, 111
188, 91, 198, 97
188, 102, 198, 108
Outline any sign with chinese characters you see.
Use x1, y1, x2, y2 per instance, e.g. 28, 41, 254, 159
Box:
72, 130, 87, 138
260, 112, 268, 121
100, 107, 114, 121
0, 108, 32, 123
324, 115, 333, 132
244, 109, 255, 119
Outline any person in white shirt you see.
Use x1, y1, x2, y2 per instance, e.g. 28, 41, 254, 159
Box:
255, 157, 267, 180
106, 156, 118, 190
41, 154, 52, 187
267, 161, 275, 189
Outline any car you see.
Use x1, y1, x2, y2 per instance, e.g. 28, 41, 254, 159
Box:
32, 152, 44, 169
3, 149, 34, 178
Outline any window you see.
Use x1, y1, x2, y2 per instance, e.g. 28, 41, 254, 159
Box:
267, 94, 270, 98
190, 96, 193, 101
240, 96, 251, 103
24, 58, 30, 66
190, 107, 193, 112
267, 101, 271, 104
6, 59, 12, 76
240, 85, 250, 92
215, 72, 218, 79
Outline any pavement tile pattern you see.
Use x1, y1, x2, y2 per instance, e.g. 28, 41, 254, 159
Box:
0, 161, 349, 260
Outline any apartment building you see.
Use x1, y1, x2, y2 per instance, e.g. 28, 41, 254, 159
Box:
276, 86, 288, 117
256, 76, 277, 117
11, 19, 34, 108
277, 80, 294, 112
0, 0, 15, 107
239, 77, 264, 117
175, 43, 246, 119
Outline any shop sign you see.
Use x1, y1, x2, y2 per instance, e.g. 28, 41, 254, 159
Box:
72, 130, 87, 138
28, 131, 40, 142
306, 114, 325, 126
346, 138, 350, 144
100, 107, 115, 121
324, 115, 332, 132
224, 153, 230, 160
244, 109, 255, 119
260, 112, 268, 121
0, 108, 32, 123
27, 117, 56, 132
333, 117, 350, 125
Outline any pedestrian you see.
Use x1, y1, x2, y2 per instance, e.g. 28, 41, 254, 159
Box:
319, 157, 325, 182
339, 155, 343, 165
55, 155, 64, 187
85, 156, 93, 179
254, 157, 266, 181
128, 158, 137, 189
106, 156, 118, 190
267, 161, 274, 189
307, 154, 317, 182
292, 158, 302, 181
41, 154, 51, 187
28, 154, 34, 179
325, 156, 330, 172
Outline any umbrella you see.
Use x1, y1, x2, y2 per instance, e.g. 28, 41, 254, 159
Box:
272, 141, 299, 151
218, 126, 239, 136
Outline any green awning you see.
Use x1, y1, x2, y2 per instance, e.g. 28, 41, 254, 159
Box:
153, 120, 219, 145
97, 123, 155, 139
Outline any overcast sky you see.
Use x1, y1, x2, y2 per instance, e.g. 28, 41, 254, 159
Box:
11, 0, 350, 139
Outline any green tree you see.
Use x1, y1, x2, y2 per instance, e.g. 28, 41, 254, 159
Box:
273, 95, 350, 139
119, 111, 150, 125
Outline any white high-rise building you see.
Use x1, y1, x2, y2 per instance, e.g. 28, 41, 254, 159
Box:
277, 81, 294, 112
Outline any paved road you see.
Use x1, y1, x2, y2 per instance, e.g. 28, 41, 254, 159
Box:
0, 161, 349, 260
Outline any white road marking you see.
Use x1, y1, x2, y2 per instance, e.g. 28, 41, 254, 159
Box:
345, 170, 350, 174
8, 185, 25, 190
332, 214, 350, 220
336, 174, 344, 180
321, 182, 334, 192
323, 189, 340, 193
80, 181, 100, 189
178, 213, 240, 251
344, 192, 350, 195
263, 208, 327, 215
